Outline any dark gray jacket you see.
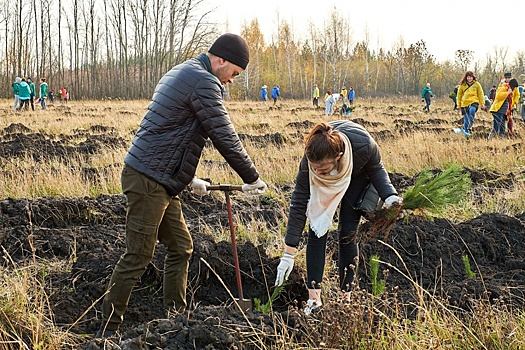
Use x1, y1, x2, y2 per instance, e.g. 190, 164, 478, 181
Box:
124, 53, 259, 196
285, 120, 397, 247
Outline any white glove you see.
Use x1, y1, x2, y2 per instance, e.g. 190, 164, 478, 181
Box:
190, 177, 211, 196
275, 252, 294, 286
242, 179, 267, 195
384, 195, 403, 208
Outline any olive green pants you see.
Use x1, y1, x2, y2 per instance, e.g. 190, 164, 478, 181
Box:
101, 165, 193, 330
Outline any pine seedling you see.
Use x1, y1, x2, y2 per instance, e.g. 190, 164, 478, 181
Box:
367, 164, 472, 240
401, 164, 471, 214
370, 255, 385, 296
462, 254, 476, 278
254, 282, 286, 314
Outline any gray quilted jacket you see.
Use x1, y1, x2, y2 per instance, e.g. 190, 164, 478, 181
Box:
124, 53, 259, 196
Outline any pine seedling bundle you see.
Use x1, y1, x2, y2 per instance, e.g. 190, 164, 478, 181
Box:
367, 164, 472, 240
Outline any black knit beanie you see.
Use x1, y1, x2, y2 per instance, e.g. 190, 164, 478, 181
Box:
509, 78, 519, 90
208, 33, 250, 69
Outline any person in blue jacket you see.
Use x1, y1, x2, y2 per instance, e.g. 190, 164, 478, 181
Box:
347, 86, 355, 105
260, 85, 268, 105
271, 85, 280, 105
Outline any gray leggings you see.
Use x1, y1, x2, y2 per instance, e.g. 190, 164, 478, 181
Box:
306, 176, 369, 291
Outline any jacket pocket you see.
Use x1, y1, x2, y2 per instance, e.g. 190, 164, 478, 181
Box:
126, 218, 157, 257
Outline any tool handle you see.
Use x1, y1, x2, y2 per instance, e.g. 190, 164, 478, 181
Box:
206, 184, 243, 191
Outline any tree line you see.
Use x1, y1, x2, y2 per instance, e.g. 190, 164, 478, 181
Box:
3, 0, 524, 101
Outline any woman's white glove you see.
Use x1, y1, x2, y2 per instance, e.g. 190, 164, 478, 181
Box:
275, 252, 294, 286
384, 195, 403, 208
242, 179, 267, 195
190, 177, 211, 196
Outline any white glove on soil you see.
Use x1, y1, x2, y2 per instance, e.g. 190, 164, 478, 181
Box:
384, 195, 403, 208
190, 177, 211, 196
275, 252, 294, 286
242, 179, 267, 195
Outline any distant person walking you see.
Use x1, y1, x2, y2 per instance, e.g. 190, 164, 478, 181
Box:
488, 85, 497, 103
421, 83, 434, 112
18, 78, 31, 111
39, 78, 48, 110
340, 86, 348, 104
312, 84, 319, 108
520, 85, 525, 120
271, 85, 280, 105
49, 89, 55, 103
27, 77, 36, 111
499, 73, 520, 134
12, 77, 21, 111
456, 71, 485, 137
325, 90, 337, 115
260, 85, 268, 105
347, 87, 355, 105
489, 78, 519, 137
60, 87, 67, 104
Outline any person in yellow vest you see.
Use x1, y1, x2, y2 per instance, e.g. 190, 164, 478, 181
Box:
490, 78, 519, 137
456, 71, 485, 137
499, 73, 520, 134
312, 83, 319, 108
340, 86, 348, 104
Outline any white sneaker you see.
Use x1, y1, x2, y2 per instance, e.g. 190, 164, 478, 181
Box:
304, 299, 322, 315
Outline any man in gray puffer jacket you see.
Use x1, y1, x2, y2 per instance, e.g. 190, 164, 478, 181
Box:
98, 33, 267, 338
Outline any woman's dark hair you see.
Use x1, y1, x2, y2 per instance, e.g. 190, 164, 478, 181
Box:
304, 123, 344, 162
459, 71, 476, 85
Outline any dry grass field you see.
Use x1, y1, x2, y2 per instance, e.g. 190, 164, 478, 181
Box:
1, 97, 525, 349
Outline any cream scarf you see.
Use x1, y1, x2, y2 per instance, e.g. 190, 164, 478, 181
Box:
307, 133, 353, 237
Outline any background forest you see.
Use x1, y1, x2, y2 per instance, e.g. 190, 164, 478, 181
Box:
3, 0, 525, 101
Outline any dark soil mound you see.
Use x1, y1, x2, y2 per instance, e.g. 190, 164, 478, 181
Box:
0, 123, 127, 161
1, 189, 525, 349
1, 121, 525, 348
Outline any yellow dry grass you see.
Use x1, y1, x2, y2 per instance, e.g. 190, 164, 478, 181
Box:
2, 97, 524, 220
1, 97, 525, 348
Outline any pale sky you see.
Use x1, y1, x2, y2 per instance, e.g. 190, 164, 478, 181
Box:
207, 0, 525, 64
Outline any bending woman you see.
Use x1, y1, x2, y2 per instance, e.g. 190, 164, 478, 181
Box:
275, 121, 402, 314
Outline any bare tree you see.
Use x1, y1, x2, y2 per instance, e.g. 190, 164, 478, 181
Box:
1, 0, 11, 90
58, 0, 63, 82
129, 0, 147, 97
16, 0, 23, 76
324, 8, 350, 91
307, 20, 319, 86
455, 49, 474, 72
